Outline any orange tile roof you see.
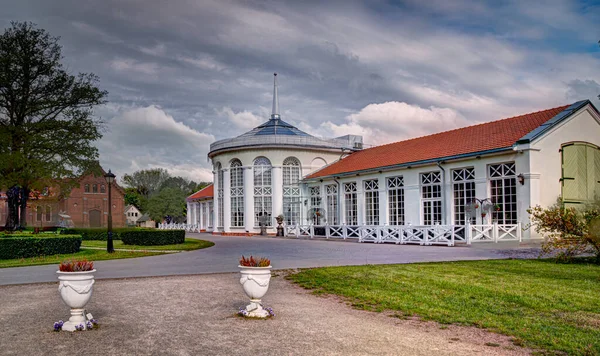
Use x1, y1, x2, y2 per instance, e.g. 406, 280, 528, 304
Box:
307, 104, 572, 179
187, 184, 214, 201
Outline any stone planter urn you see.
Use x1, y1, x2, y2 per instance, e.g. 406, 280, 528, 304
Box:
239, 265, 272, 317
275, 215, 284, 237
57, 269, 96, 331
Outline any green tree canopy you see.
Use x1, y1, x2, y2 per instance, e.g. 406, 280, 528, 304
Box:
0, 22, 107, 229
121, 168, 169, 199
146, 187, 187, 223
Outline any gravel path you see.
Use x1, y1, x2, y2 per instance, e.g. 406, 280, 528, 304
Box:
0, 273, 532, 355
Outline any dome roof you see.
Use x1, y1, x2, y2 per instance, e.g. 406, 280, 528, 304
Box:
208, 73, 363, 157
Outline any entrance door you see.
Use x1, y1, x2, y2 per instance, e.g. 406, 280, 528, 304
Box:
89, 210, 101, 227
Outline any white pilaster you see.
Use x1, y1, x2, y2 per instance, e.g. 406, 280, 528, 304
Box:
244, 166, 254, 232
379, 181, 388, 225
212, 170, 219, 229
356, 178, 365, 225
272, 166, 283, 223
223, 168, 231, 232
186, 202, 191, 225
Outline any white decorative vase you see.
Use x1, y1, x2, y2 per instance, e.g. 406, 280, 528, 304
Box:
57, 270, 96, 331
239, 265, 272, 318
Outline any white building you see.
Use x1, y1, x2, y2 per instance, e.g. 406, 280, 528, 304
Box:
185, 74, 600, 241
124, 204, 141, 226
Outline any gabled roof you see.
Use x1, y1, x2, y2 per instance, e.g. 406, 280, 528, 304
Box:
187, 184, 214, 201
307, 101, 591, 179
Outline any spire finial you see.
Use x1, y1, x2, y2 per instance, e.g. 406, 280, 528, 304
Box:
271, 73, 280, 120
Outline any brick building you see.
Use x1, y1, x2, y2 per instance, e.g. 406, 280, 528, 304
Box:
1, 167, 126, 228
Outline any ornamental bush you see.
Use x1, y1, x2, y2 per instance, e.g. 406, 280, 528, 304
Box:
528, 199, 600, 263
0, 235, 82, 260
60, 228, 136, 241
120, 229, 185, 246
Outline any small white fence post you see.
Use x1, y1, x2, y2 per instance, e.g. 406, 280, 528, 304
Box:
310, 225, 314, 239
466, 222, 471, 245
517, 222, 522, 242
325, 224, 330, 239
493, 222, 499, 243
342, 223, 347, 240
295, 224, 299, 238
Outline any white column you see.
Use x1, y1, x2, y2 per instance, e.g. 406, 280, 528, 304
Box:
272, 166, 283, 222
186, 202, 191, 225
379, 181, 387, 225
198, 203, 203, 230
244, 166, 254, 232
356, 178, 365, 225
223, 169, 231, 232
212, 170, 218, 229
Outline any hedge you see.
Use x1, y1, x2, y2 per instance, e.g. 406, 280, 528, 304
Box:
60, 228, 137, 241
0, 235, 82, 260
121, 229, 185, 246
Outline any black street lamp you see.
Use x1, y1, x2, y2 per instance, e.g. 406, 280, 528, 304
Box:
104, 169, 116, 253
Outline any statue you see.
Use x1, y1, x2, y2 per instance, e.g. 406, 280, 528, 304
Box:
258, 213, 269, 236
275, 214, 285, 237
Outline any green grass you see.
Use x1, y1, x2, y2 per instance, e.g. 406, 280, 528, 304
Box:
288, 259, 600, 355
81, 238, 214, 251
0, 249, 165, 268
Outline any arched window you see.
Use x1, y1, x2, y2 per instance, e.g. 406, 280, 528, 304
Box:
215, 162, 224, 227
84, 184, 90, 193
283, 157, 301, 225
92, 184, 98, 193
100, 184, 106, 193
230, 159, 244, 227
253, 157, 272, 226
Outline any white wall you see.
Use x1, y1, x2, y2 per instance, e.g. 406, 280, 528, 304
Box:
528, 105, 600, 208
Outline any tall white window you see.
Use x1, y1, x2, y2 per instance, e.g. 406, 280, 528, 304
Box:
453, 168, 476, 224
489, 162, 517, 224
230, 159, 244, 227
282, 157, 301, 225
326, 184, 338, 225
387, 176, 405, 225
344, 182, 358, 225
254, 157, 272, 226
310, 186, 322, 224
421, 172, 442, 225
202, 203, 208, 228
364, 179, 379, 225
216, 163, 224, 227
208, 202, 214, 227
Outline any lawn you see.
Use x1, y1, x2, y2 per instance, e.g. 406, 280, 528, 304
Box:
0, 249, 164, 268
81, 238, 214, 251
288, 259, 600, 355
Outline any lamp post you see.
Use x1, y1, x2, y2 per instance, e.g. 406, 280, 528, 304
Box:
104, 169, 116, 253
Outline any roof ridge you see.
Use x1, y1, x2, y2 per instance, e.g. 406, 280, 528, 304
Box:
364, 103, 571, 152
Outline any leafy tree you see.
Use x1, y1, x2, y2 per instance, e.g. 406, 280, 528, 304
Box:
124, 187, 144, 209
122, 168, 169, 199
146, 187, 187, 223
0, 22, 107, 230
529, 200, 600, 263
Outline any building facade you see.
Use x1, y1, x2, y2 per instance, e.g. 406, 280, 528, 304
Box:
1, 167, 126, 228
185, 75, 600, 239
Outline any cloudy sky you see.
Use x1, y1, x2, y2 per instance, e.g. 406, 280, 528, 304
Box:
2, 0, 600, 183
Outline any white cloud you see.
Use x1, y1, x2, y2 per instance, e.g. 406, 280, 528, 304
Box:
216, 107, 263, 131
321, 101, 470, 146
177, 55, 227, 72
97, 105, 215, 182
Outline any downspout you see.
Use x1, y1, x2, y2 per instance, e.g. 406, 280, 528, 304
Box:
333, 178, 341, 225
436, 161, 447, 225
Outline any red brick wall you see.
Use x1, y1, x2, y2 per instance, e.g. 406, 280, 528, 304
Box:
1, 173, 126, 228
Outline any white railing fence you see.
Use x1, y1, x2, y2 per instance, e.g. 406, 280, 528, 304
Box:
157, 222, 523, 246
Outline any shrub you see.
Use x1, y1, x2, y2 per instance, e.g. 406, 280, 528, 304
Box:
120, 229, 185, 246
60, 228, 136, 241
529, 200, 600, 263
0, 235, 82, 260
59, 259, 94, 272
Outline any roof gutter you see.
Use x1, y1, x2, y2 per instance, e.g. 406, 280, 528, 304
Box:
303, 146, 512, 182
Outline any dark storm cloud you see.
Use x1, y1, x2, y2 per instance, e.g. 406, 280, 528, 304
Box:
1, 0, 599, 181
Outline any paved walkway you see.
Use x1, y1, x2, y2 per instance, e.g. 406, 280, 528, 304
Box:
0, 233, 534, 286
0, 273, 531, 355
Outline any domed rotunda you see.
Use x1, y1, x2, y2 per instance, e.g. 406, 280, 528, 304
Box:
207, 74, 363, 235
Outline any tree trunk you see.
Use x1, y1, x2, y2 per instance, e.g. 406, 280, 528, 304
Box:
18, 187, 30, 228
5, 186, 20, 231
